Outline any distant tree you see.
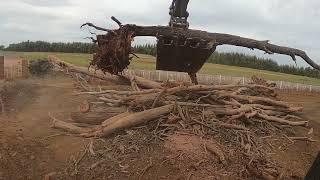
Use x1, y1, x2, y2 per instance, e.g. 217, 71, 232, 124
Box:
0, 45, 4, 50
4, 41, 97, 54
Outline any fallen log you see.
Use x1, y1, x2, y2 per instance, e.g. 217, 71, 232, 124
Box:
214, 105, 252, 116
101, 111, 131, 127
51, 116, 89, 134
71, 107, 127, 125
82, 104, 174, 137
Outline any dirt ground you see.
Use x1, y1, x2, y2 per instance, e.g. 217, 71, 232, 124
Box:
0, 73, 319, 180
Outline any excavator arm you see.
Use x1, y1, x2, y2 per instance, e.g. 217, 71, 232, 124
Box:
169, 0, 190, 28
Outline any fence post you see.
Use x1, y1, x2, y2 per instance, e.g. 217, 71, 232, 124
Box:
219, 75, 222, 84
0, 56, 4, 80
309, 85, 312, 92
242, 77, 245, 85
158, 71, 161, 82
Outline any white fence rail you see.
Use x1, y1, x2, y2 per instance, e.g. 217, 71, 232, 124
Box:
123, 69, 320, 93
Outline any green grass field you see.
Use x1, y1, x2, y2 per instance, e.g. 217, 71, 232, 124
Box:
2, 51, 320, 86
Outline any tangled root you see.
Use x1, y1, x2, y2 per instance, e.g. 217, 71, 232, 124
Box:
90, 25, 135, 75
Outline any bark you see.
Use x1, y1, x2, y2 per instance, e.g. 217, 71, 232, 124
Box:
82, 104, 174, 137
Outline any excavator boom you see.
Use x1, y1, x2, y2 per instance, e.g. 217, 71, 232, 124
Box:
169, 0, 190, 28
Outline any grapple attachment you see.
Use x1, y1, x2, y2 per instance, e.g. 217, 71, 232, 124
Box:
156, 35, 216, 83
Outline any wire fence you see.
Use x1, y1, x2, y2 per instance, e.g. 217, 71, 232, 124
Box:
123, 69, 320, 93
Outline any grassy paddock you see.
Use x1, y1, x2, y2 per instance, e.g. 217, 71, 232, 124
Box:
3, 51, 320, 86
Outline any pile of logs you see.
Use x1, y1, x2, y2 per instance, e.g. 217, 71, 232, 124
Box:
50, 58, 311, 142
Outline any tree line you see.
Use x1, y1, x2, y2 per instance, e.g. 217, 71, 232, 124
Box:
3, 41, 96, 53
1, 41, 319, 79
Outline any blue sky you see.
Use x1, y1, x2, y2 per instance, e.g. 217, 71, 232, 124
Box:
1, 0, 319, 66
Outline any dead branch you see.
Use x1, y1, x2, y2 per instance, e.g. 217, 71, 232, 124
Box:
130, 76, 140, 91
122, 74, 163, 89
216, 93, 291, 108
168, 101, 231, 108
216, 122, 249, 131
214, 105, 252, 116
289, 137, 317, 142
249, 104, 303, 113
176, 104, 187, 122
257, 113, 308, 127
152, 89, 167, 108
75, 89, 160, 96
